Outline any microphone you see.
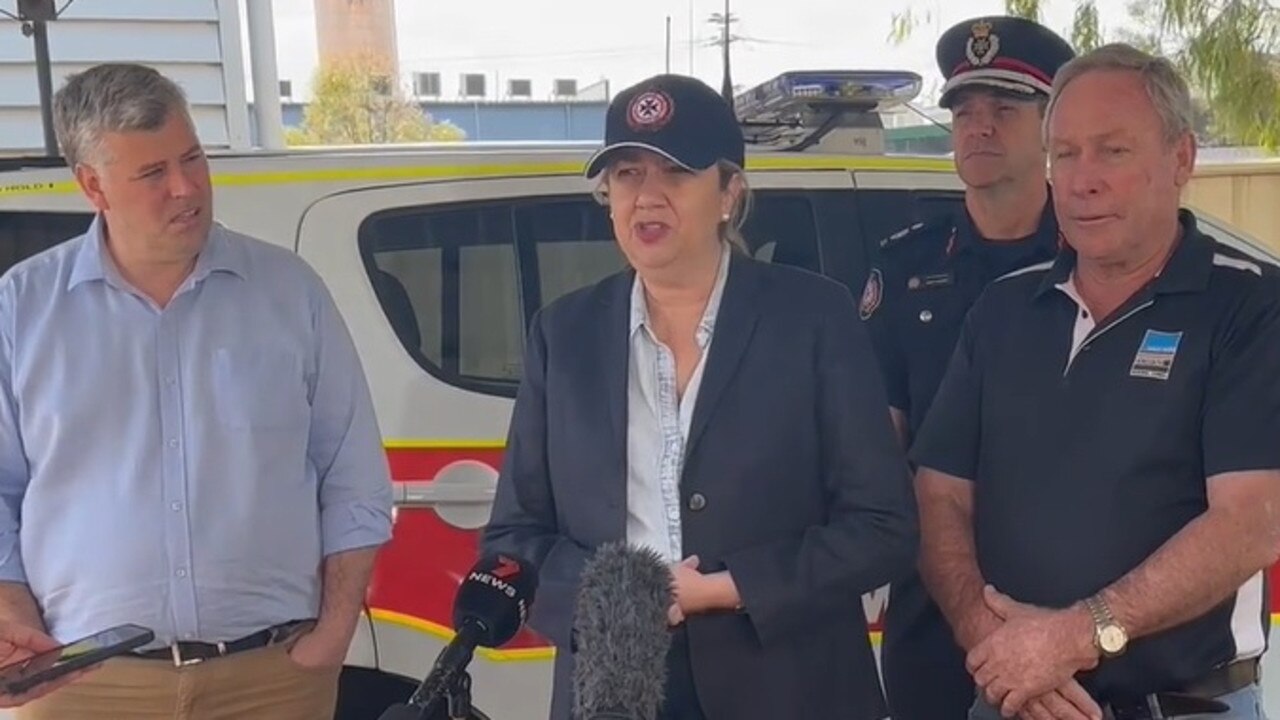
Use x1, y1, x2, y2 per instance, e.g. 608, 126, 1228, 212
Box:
572, 542, 675, 720
378, 553, 538, 720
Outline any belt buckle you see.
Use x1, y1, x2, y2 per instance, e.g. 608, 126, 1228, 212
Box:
169, 641, 227, 668
269, 621, 299, 645
274, 619, 314, 644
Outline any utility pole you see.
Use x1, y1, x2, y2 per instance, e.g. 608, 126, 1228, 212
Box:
688, 0, 695, 74
16, 0, 60, 157
720, 0, 731, 101
665, 16, 671, 74
708, 0, 737, 104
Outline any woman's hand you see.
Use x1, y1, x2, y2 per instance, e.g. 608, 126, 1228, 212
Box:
668, 556, 742, 625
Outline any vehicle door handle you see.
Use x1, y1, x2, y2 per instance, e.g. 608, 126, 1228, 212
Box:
391, 460, 499, 530
395, 480, 495, 508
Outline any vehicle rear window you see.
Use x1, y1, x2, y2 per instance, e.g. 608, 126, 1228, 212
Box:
358, 191, 826, 397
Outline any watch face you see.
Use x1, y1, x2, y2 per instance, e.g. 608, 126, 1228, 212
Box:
1099, 625, 1127, 654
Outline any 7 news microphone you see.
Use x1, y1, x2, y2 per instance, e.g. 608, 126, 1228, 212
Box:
572, 542, 675, 720
377, 553, 538, 720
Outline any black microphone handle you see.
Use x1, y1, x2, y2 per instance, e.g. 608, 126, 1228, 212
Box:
378, 704, 493, 720
406, 620, 485, 710
377, 703, 428, 720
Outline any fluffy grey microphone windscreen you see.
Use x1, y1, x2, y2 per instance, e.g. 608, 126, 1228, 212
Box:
572, 542, 675, 720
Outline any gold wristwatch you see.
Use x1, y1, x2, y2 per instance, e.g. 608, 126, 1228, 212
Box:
1084, 594, 1128, 657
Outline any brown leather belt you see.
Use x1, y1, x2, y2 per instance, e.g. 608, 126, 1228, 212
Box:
1102, 658, 1260, 719
131, 619, 314, 667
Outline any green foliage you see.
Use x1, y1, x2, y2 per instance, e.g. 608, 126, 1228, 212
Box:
1005, 0, 1044, 22
1175, 1, 1280, 149
889, 0, 1280, 149
1070, 1, 1102, 52
288, 55, 466, 146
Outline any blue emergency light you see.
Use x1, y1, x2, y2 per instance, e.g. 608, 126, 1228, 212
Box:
734, 70, 923, 126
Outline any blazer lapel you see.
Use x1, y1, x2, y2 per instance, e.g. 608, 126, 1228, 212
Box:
686, 252, 761, 458
596, 270, 632, 537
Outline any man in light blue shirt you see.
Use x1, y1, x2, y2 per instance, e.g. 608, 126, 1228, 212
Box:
0, 63, 392, 720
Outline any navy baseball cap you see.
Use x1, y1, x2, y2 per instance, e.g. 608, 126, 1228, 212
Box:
936, 16, 1075, 108
584, 74, 745, 179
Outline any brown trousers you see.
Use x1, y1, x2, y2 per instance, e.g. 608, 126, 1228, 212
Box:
14, 636, 340, 720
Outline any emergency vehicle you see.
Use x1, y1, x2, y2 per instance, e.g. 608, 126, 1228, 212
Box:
1, 71, 1277, 719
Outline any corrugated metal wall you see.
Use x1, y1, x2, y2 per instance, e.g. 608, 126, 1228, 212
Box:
0, 0, 249, 152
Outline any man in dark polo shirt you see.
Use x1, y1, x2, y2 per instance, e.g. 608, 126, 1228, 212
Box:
861, 16, 1078, 720
911, 42, 1280, 720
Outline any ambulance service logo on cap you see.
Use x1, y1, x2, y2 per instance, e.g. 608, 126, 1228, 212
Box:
627, 90, 674, 132
584, 74, 744, 179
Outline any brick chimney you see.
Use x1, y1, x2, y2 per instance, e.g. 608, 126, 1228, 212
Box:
314, 0, 399, 79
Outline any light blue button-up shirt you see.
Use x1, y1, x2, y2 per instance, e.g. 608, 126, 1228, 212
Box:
0, 217, 393, 647
625, 243, 730, 563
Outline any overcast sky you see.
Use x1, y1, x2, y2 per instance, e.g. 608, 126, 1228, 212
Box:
256, 0, 1139, 106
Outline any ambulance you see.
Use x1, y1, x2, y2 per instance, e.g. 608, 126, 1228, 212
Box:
1, 71, 1277, 719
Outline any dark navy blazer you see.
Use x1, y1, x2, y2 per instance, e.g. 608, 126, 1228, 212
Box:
482, 250, 918, 720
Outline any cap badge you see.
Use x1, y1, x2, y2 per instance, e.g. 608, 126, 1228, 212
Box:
965, 20, 1000, 67
627, 90, 674, 132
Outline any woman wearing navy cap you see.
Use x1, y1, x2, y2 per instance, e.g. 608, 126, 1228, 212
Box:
482, 73, 917, 720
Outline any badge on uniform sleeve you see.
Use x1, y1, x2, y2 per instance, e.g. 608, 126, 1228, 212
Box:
1130, 330, 1183, 381
859, 268, 883, 320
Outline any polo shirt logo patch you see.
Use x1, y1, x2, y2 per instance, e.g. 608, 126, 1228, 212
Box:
1130, 330, 1183, 380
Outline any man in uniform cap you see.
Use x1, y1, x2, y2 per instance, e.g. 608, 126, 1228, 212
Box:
862, 15, 1087, 720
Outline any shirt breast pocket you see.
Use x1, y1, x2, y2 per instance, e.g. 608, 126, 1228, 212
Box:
212, 347, 309, 430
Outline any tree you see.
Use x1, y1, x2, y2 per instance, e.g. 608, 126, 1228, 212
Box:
287, 55, 465, 145
891, 0, 1280, 150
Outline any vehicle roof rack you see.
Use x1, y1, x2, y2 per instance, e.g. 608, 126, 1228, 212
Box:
0, 155, 68, 172
733, 70, 923, 152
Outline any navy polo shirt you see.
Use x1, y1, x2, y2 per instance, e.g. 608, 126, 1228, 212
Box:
911, 210, 1280, 698
864, 196, 1061, 438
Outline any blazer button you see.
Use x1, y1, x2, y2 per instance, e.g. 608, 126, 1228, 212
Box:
688, 492, 707, 512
